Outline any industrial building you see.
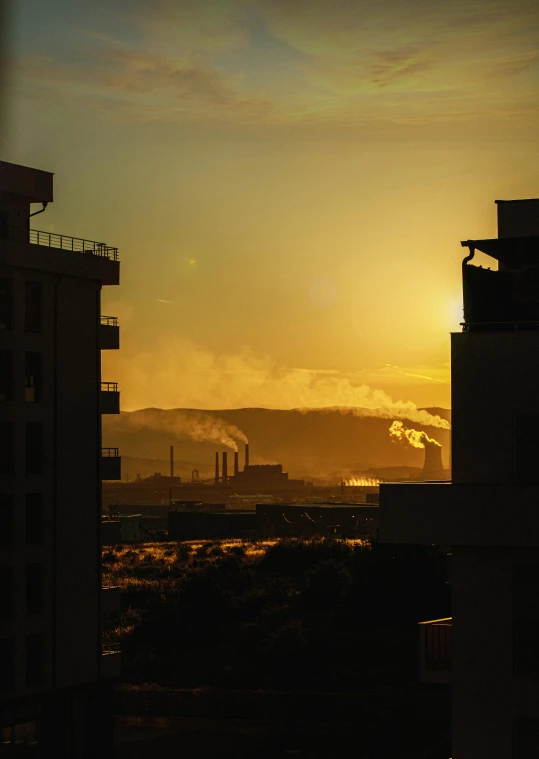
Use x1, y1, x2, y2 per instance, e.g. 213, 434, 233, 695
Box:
381, 198, 539, 757
216, 444, 305, 490
0, 160, 121, 756
257, 503, 379, 539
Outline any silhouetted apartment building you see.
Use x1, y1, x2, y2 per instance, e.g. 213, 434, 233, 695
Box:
381, 198, 539, 758
0, 160, 121, 757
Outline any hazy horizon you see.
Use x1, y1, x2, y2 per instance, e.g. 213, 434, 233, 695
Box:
2, 0, 539, 411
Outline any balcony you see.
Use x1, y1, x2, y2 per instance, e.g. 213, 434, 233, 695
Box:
102, 513, 122, 545
100, 382, 120, 414
419, 617, 452, 684
100, 315, 120, 350
29, 228, 119, 260
101, 448, 121, 481
1, 225, 119, 285
101, 642, 121, 678
102, 585, 121, 614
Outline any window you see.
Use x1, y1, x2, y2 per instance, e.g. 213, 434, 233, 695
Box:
514, 415, 539, 484
0, 566, 13, 618
25, 634, 43, 687
25, 564, 42, 615
0, 422, 14, 474
0, 278, 13, 330
25, 423, 42, 475
0, 495, 13, 547
0, 350, 13, 401
25, 494, 43, 545
0, 638, 14, 690
25, 353, 42, 403
25, 282, 42, 334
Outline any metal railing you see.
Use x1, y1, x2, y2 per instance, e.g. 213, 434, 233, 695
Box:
101, 447, 120, 458
28, 228, 119, 260
420, 618, 452, 671
102, 642, 121, 655
100, 315, 119, 327
101, 381, 119, 392
102, 512, 120, 522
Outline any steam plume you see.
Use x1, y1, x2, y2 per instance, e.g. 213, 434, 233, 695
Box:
123, 408, 248, 451
389, 420, 441, 449
344, 476, 381, 486
299, 405, 450, 430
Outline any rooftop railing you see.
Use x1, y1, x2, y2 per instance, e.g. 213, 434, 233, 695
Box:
101, 447, 120, 458
102, 642, 121, 655
21, 227, 119, 261
100, 315, 119, 327
101, 382, 119, 392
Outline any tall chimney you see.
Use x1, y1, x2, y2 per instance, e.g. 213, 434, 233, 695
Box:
422, 443, 445, 480
234, 450, 239, 476
245, 443, 249, 470
222, 452, 228, 485
214, 452, 219, 486
170, 445, 174, 478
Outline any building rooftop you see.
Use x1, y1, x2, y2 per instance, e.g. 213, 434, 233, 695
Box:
0, 159, 53, 203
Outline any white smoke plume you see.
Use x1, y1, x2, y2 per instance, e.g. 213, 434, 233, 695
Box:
123, 408, 248, 451
344, 476, 381, 486
298, 404, 450, 430
389, 420, 441, 449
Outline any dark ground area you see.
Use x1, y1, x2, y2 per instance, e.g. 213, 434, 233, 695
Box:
105, 538, 451, 757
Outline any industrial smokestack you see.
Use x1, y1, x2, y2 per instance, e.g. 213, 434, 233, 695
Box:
170, 445, 174, 478
234, 451, 239, 476
423, 442, 444, 480
245, 443, 249, 470
222, 452, 228, 485
215, 452, 219, 486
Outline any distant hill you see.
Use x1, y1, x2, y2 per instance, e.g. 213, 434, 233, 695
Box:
102, 407, 451, 482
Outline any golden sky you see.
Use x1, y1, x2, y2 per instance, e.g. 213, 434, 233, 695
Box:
2, 0, 539, 410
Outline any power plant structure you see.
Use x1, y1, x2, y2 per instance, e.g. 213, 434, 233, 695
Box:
213, 443, 305, 491
421, 441, 445, 480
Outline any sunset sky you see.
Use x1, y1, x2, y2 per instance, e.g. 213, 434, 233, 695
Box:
2, 0, 539, 410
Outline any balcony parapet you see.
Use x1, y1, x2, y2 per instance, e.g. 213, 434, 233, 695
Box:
419, 617, 452, 684
30, 228, 119, 260
101, 642, 121, 678
100, 382, 120, 414
100, 316, 120, 349
101, 448, 121, 481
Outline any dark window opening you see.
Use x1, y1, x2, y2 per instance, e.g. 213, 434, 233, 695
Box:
514, 618, 539, 673
25, 423, 42, 475
0, 278, 13, 330
0, 495, 14, 547
25, 564, 43, 615
25, 634, 43, 687
514, 415, 539, 485
25, 352, 42, 403
25, 494, 43, 545
0, 566, 13, 618
25, 282, 42, 334
0, 422, 14, 475
0, 638, 15, 690
0, 350, 13, 402
0, 212, 7, 239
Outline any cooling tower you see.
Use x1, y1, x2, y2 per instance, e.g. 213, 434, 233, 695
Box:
423, 443, 445, 480
222, 452, 228, 485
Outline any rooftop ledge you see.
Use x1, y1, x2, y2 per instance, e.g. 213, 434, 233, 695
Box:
379, 481, 539, 548
1, 226, 119, 285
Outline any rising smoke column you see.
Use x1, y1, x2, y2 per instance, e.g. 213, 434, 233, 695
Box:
124, 408, 248, 451
389, 420, 441, 448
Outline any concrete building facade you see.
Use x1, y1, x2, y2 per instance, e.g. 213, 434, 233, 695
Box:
381, 198, 539, 758
0, 160, 121, 756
